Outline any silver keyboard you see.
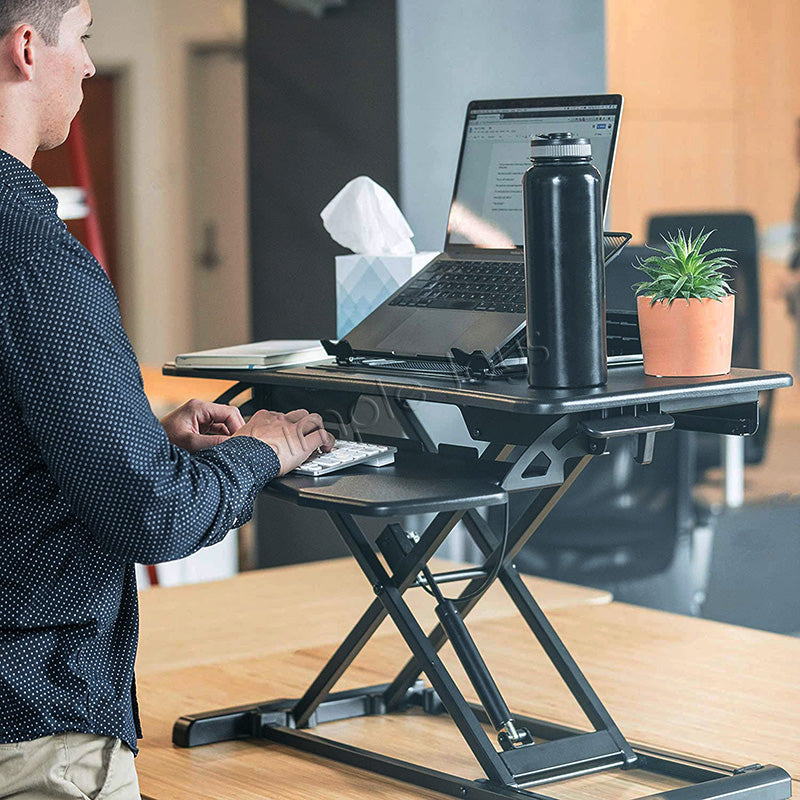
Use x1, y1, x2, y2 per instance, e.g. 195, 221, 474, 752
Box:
294, 440, 397, 476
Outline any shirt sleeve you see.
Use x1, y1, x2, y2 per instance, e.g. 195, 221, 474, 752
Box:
0, 234, 280, 564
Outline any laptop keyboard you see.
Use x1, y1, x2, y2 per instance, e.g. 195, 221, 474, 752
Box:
384, 261, 642, 361
387, 234, 633, 316
606, 312, 641, 357
388, 260, 526, 314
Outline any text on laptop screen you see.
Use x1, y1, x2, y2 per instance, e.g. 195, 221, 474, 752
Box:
447, 103, 618, 249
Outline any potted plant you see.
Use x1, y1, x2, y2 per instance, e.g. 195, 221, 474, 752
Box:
633, 229, 737, 377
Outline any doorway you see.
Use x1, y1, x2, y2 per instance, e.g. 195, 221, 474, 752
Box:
188, 45, 251, 351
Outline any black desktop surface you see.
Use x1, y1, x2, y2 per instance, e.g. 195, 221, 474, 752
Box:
163, 361, 792, 418
268, 449, 509, 516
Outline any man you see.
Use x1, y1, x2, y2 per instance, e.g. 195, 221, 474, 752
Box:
0, 2, 333, 797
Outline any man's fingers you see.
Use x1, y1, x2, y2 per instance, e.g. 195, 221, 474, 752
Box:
204, 422, 232, 436
296, 413, 325, 435
187, 433, 230, 451
284, 409, 309, 422
303, 428, 336, 454
286, 414, 334, 459
203, 403, 246, 434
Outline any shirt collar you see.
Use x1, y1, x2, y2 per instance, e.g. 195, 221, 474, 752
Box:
0, 148, 60, 219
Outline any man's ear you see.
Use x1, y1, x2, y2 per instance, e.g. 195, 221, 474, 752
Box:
9, 25, 36, 81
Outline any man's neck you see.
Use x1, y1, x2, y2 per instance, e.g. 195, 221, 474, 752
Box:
0, 135, 36, 168
0, 99, 39, 167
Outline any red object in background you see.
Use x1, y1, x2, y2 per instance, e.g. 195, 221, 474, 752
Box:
32, 74, 119, 289
66, 113, 108, 273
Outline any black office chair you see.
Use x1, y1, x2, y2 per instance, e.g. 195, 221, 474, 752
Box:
646, 212, 772, 466
515, 245, 695, 591
514, 431, 694, 587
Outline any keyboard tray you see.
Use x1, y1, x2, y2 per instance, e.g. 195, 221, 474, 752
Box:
267, 450, 508, 516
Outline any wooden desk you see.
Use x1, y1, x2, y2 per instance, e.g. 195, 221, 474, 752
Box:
134, 564, 799, 799
136, 558, 611, 674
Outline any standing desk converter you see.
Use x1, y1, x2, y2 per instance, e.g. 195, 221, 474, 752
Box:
163, 361, 793, 800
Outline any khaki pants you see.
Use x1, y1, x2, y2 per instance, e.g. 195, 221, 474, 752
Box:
0, 733, 140, 800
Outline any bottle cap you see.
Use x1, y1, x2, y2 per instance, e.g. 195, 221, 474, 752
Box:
531, 132, 592, 159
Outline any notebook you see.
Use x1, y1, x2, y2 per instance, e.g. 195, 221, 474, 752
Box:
174, 340, 327, 369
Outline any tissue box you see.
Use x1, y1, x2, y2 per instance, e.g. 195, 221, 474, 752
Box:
336, 252, 439, 338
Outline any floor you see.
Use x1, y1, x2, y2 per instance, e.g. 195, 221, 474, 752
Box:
630, 402, 800, 634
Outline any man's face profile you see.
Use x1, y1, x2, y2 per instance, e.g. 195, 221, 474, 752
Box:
35, 0, 95, 151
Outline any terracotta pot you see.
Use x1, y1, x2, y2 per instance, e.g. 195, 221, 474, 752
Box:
636, 295, 734, 377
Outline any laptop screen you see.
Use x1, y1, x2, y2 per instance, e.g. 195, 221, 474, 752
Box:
446, 95, 622, 250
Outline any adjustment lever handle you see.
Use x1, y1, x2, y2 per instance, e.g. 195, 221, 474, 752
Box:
579, 412, 674, 466
579, 411, 674, 440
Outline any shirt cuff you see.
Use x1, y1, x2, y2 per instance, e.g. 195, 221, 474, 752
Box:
211, 435, 281, 491
191, 435, 281, 531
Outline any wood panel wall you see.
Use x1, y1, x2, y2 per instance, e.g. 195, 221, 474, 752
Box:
607, 0, 800, 414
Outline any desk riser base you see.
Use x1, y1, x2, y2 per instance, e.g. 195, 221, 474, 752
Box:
174, 386, 791, 800
173, 687, 791, 800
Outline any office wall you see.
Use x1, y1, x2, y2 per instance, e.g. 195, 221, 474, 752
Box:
88, 0, 244, 365
247, 0, 399, 342
247, 0, 399, 565
394, 0, 607, 523
606, 0, 800, 414
397, 0, 607, 252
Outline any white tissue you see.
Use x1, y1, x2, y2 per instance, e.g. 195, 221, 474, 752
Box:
320, 176, 416, 256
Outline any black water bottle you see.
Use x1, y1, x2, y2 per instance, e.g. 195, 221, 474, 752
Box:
523, 132, 606, 388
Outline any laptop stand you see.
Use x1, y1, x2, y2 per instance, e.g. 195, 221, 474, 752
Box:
172, 392, 791, 800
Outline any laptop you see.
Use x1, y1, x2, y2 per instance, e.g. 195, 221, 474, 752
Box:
338, 94, 640, 368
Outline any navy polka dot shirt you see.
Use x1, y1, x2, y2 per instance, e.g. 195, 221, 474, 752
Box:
0, 148, 281, 753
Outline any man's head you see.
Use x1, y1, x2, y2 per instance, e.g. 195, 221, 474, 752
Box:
0, 0, 95, 162
0, 1, 81, 46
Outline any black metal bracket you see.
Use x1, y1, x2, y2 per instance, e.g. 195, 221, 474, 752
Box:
451, 348, 526, 380
672, 401, 759, 436
376, 522, 415, 575
321, 338, 355, 365
498, 415, 590, 491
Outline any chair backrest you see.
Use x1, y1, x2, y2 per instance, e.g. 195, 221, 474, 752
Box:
647, 213, 771, 465
516, 430, 693, 586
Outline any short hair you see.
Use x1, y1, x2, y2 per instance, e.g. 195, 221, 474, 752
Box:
0, 0, 80, 47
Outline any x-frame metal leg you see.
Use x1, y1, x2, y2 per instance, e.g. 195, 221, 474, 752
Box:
172, 397, 793, 799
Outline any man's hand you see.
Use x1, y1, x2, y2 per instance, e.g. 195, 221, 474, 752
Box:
160, 399, 246, 453
231, 409, 335, 475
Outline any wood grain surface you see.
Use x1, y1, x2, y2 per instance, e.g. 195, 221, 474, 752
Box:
136, 558, 611, 675
134, 563, 799, 799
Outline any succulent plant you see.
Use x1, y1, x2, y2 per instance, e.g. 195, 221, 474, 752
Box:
633, 229, 736, 305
